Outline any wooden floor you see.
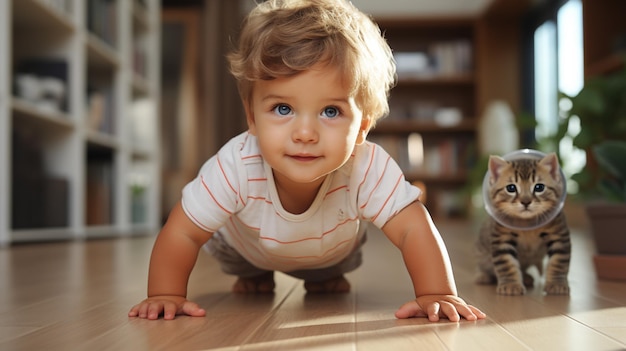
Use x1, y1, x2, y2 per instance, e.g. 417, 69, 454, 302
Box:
1, 219, 625, 351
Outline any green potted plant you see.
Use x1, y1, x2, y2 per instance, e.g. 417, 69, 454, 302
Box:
557, 65, 626, 281
586, 141, 626, 280
556, 66, 626, 194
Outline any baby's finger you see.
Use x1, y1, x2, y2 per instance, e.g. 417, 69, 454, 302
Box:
128, 305, 140, 317
395, 300, 421, 319
147, 302, 164, 320
445, 301, 474, 321
181, 301, 206, 317
426, 302, 441, 322
468, 305, 487, 319
162, 302, 178, 320
136, 303, 151, 319
439, 301, 460, 322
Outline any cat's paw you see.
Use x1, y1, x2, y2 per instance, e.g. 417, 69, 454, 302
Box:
496, 282, 526, 295
544, 282, 569, 295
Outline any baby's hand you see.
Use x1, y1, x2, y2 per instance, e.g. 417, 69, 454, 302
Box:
395, 295, 486, 322
128, 295, 206, 320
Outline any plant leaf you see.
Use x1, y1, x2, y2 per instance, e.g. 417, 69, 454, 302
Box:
593, 141, 626, 179
571, 86, 605, 119
572, 128, 594, 150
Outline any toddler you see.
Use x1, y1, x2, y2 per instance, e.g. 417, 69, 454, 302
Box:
129, 0, 486, 322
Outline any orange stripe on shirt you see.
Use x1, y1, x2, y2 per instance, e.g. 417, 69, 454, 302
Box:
217, 155, 237, 195
370, 173, 403, 223
359, 154, 392, 210
231, 215, 260, 231
258, 217, 357, 244
247, 195, 267, 201
325, 185, 347, 197
358, 143, 376, 192
246, 196, 273, 206
241, 154, 262, 161
185, 209, 218, 232
217, 155, 245, 206
201, 175, 233, 215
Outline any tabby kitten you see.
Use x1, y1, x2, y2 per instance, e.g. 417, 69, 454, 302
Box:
475, 152, 571, 295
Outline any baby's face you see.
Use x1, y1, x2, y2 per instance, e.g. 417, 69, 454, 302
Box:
246, 64, 369, 189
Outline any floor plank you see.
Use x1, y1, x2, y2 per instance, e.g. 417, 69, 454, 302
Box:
242, 282, 356, 351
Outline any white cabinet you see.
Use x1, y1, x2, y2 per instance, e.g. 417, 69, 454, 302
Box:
0, 0, 160, 245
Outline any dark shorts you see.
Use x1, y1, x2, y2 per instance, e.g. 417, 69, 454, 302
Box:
205, 228, 367, 282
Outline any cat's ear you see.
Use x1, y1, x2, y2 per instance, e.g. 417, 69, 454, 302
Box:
488, 155, 508, 184
539, 152, 560, 181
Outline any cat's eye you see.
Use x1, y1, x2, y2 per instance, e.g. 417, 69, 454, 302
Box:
534, 183, 546, 193
505, 184, 517, 193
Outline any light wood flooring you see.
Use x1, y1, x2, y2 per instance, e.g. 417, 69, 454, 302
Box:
1, 219, 625, 350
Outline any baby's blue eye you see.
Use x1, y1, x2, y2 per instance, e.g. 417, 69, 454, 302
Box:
322, 106, 339, 118
534, 183, 545, 192
505, 184, 517, 193
274, 104, 292, 116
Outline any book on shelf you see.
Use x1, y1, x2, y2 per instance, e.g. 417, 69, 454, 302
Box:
430, 40, 472, 76
423, 139, 459, 175
133, 40, 148, 78
367, 135, 410, 171
87, 0, 118, 47
86, 160, 114, 225
394, 39, 472, 79
86, 87, 115, 134
433, 189, 467, 218
388, 95, 466, 126
368, 134, 471, 178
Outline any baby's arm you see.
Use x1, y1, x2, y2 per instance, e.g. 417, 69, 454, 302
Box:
382, 201, 486, 322
128, 201, 212, 320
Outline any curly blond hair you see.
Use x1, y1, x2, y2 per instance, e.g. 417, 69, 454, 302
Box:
227, 0, 396, 123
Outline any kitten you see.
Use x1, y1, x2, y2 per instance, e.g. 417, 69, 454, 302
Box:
475, 152, 571, 295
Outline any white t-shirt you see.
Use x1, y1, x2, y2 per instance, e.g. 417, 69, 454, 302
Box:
182, 132, 421, 272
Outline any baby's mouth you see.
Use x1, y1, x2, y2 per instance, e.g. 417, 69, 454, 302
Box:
290, 154, 318, 162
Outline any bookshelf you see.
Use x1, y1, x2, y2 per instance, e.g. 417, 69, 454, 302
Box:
370, 18, 478, 218
0, 0, 161, 245
371, 12, 525, 218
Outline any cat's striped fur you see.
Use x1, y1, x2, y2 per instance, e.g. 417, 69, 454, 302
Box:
475, 153, 571, 295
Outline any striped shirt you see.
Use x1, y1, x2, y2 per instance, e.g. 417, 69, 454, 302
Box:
181, 132, 421, 272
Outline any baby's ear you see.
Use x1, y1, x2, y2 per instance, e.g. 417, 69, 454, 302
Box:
355, 117, 373, 145
488, 155, 507, 185
539, 152, 560, 181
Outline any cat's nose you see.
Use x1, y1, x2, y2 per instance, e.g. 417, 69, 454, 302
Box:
521, 201, 531, 208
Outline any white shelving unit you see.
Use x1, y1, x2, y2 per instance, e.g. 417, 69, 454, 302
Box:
0, 0, 161, 245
